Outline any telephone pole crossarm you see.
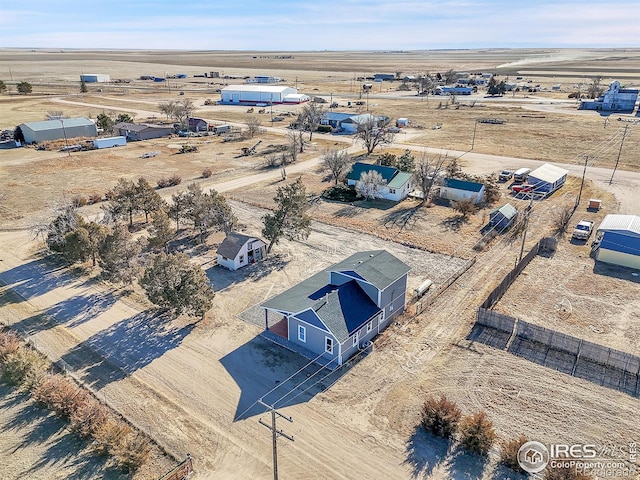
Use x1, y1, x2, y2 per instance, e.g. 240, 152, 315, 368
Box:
258, 399, 294, 480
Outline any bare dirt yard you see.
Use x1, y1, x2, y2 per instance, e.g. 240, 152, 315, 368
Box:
1, 48, 640, 479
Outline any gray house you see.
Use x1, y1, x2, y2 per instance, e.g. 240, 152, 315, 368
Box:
114, 122, 172, 141
261, 250, 411, 368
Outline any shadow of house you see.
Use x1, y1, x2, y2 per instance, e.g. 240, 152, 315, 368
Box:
60, 311, 194, 390
206, 254, 290, 292
382, 205, 425, 231
0, 259, 77, 301
220, 334, 354, 421
403, 426, 450, 478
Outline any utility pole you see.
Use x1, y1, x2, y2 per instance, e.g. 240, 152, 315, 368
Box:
258, 400, 294, 480
471, 119, 478, 150
576, 154, 590, 208
519, 195, 535, 263
609, 124, 629, 184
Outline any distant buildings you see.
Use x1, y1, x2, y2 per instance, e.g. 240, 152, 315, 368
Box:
580, 81, 639, 113
80, 74, 110, 83
114, 122, 172, 141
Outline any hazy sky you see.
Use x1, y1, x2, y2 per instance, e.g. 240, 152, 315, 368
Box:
1, 0, 638, 50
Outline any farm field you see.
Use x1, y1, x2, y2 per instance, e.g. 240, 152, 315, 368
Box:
0, 48, 640, 479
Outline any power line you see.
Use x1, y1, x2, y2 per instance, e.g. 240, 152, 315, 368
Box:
258, 400, 294, 480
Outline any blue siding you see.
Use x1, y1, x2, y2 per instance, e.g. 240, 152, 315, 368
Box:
288, 316, 338, 362
600, 232, 640, 255
296, 309, 329, 332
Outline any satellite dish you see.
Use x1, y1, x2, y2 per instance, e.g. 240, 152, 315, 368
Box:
555, 297, 572, 319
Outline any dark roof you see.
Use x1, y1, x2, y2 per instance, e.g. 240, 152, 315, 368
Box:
346, 162, 398, 183
311, 281, 380, 342
261, 250, 410, 318
330, 250, 411, 290
115, 122, 172, 132
216, 232, 263, 258
442, 178, 485, 192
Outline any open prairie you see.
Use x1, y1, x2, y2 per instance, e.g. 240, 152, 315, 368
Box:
0, 48, 640, 480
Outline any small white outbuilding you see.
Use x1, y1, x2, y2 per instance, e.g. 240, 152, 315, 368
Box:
216, 232, 267, 270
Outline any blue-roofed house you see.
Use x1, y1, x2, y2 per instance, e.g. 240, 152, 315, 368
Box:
320, 112, 389, 133
594, 214, 640, 270
346, 162, 413, 202
439, 178, 486, 204
260, 250, 411, 367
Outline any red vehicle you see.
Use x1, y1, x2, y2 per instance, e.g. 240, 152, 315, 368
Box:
511, 184, 535, 194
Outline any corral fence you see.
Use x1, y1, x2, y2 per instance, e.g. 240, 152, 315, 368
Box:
158, 454, 194, 480
469, 311, 640, 397
481, 240, 541, 310
470, 238, 640, 397
414, 257, 476, 317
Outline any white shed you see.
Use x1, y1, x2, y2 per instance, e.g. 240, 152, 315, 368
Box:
216, 232, 267, 270
439, 178, 485, 204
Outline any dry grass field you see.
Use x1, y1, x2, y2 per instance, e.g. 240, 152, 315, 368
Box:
1, 48, 640, 479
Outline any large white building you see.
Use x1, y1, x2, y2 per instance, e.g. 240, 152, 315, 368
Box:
18, 117, 97, 144
219, 85, 308, 105
580, 81, 639, 112
80, 74, 110, 83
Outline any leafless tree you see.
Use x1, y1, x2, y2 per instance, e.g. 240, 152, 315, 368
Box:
298, 102, 325, 142
586, 76, 605, 99
414, 151, 450, 205
443, 68, 458, 84
158, 100, 177, 120
245, 116, 262, 138
356, 170, 386, 200
321, 149, 352, 185
172, 99, 195, 128
355, 116, 395, 155
287, 129, 302, 163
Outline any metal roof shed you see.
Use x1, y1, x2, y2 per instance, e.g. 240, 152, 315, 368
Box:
595, 214, 640, 269
19, 117, 97, 144
528, 163, 568, 194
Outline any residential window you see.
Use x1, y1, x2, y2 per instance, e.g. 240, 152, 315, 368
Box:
298, 325, 306, 342
367, 321, 373, 333
325, 337, 334, 354
239, 255, 245, 263
352, 332, 359, 348
389, 188, 396, 194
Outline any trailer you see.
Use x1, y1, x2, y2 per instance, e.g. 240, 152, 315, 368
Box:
93, 136, 126, 149
213, 124, 232, 135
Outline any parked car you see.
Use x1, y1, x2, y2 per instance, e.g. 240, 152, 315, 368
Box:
572, 220, 594, 240
511, 184, 535, 194
499, 170, 513, 181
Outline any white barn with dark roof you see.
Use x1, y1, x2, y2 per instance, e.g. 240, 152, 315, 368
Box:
216, 232, 266, 271
260, 250, 411, 368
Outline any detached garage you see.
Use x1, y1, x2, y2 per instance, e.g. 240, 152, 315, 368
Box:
439, 178, 485, 204
594, 214, 640, 270
220, 85, 298, 105
528, 163, 568, 195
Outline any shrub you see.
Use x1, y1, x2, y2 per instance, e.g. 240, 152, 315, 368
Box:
33, 374, 89, 418
113, 430, 152, 472
72, 195, 88, 208
70, 397, 109, 439
458, 411, 496, 456
201, 168, 212, 178
88, 193, 104, 204
0, 331, 21, 361
317, 125, 332, 133
500, 434, 529, 473
1, 348, 48, 388
156, 177, 170, 189
168, 174, 182, 186
93, 419, 132, 456
420, 395, 461, 439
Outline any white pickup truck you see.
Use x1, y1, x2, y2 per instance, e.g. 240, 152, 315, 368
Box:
572, 220, 594, 240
